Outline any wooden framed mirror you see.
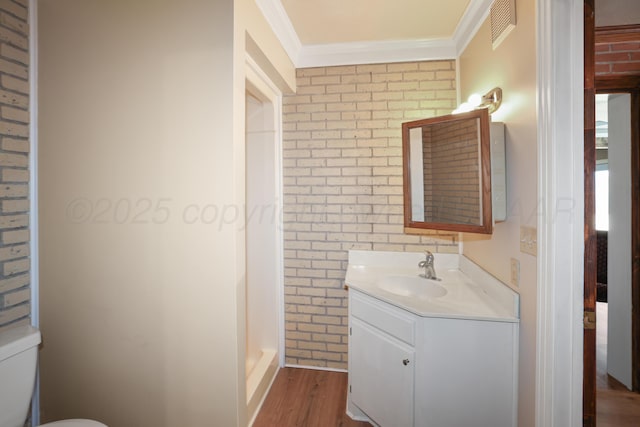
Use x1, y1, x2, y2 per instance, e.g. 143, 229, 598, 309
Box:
402, 108, 493, 234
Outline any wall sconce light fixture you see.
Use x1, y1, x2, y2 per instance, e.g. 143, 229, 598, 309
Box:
453, 87, 503, 115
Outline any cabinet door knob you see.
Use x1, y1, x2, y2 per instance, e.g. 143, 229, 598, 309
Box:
402, 359, 410, 366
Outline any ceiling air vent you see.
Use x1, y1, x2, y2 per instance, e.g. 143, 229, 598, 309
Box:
490, 0, 516, 50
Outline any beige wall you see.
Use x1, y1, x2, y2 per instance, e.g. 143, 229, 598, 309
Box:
595, 0, 640, 27
0, 0, 30, 331
37, 0, 295, 425
282, 61, 459, 369
459, 0, 538, 425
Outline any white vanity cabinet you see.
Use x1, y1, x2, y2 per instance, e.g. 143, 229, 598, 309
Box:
348, 289, 518, 427
349, 291, 416, 427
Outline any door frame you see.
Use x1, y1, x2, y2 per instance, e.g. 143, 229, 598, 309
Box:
583, 19, 640, 426
535, 0, 585, 425
245, 54, 285, 368
583, 3, 596, 426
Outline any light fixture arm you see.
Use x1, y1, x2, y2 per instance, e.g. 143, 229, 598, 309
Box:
479, 87, 502, 114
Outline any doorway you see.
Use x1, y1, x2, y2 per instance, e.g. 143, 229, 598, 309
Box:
244, 56, 284, 424
592, 83, 640, 425
583, 6, 640, 423
584, 78, 640, 427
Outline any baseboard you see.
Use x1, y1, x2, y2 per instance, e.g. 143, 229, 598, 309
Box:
247, 365, 280, 427
284, 363, 347, 373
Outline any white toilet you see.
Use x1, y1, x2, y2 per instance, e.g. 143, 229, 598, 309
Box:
0, 324, 107, 427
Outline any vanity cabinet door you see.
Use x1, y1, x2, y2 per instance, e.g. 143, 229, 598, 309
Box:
350, 317, 414, 427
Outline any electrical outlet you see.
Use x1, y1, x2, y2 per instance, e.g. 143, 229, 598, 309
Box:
510, 258, 520, 287
520, 226, 537, 256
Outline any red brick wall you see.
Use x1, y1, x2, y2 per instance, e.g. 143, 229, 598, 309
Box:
595, 40, 640, 76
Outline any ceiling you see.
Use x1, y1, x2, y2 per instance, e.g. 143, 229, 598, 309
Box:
280, 0, 472, 45
256, 0, 494, 68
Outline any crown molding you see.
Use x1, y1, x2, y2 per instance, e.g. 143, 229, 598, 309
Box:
452, 0, 493, 55
595, 24, 640, 43
257, 0, 492, 68
255, 0, 302, 64
297, 39, 457, 68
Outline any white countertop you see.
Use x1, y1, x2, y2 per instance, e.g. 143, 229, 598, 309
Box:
345, 250, 520, 323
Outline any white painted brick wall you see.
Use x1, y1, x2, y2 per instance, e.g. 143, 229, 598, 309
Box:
283, 60, 459, 369
0, 0, 29, 329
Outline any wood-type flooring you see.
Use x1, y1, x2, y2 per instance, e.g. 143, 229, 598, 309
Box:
596, 302, 640, 426
253, 367, 371, 427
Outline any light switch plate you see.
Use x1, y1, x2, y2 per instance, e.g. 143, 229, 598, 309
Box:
510, 258, 520, 287
520, 226, 537, 256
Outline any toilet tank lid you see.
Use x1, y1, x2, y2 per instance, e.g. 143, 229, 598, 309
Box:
0, 324, 41, 362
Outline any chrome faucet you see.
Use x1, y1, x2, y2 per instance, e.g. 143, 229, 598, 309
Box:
418, 251, 437, 280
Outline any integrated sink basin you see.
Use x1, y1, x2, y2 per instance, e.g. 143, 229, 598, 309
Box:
377, 275, 447, 299
344, 250, 520, 321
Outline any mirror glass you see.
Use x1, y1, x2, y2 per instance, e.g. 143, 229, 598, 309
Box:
402, 109, 493, 234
